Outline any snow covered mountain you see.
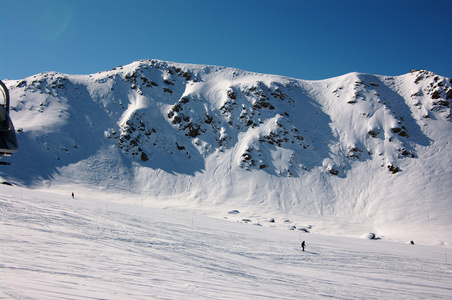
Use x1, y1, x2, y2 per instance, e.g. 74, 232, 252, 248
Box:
2, 60, 451, 245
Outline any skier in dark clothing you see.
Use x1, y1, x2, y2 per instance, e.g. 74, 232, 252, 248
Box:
301, 241, 306, 251
71, 192, 74, 199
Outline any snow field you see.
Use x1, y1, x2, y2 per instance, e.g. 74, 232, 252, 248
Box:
1, 185, 451, 299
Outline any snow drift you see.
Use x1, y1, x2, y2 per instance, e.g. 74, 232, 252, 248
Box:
1, 60, 451, 245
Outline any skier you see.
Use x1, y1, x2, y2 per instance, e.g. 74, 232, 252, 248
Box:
71, 192, 74, 199
301, 240, 306, 251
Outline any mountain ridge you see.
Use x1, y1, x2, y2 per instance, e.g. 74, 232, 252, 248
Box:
2, 60, 451, 245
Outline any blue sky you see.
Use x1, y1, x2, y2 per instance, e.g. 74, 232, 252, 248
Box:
1, 0, 451, 81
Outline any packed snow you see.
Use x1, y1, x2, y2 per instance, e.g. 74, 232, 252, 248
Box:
1, 185, 451, 299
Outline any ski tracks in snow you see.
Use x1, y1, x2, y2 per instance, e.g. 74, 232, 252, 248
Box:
1, 187, 452, 299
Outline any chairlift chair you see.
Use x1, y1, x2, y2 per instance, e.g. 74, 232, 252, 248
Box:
0, 80, 18, 160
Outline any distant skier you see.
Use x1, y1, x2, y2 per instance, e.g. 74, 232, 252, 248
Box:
71, 192, 74, 199
301, 240, 306, 251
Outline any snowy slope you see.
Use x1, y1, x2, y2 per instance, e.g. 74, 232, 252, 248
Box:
1, 60, 451, 245
1, 186, 451, 299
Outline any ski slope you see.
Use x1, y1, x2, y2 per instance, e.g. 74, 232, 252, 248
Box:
1, 185, 451, 299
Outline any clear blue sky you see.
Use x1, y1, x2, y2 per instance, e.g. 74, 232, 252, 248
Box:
1, 0, 451, 81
